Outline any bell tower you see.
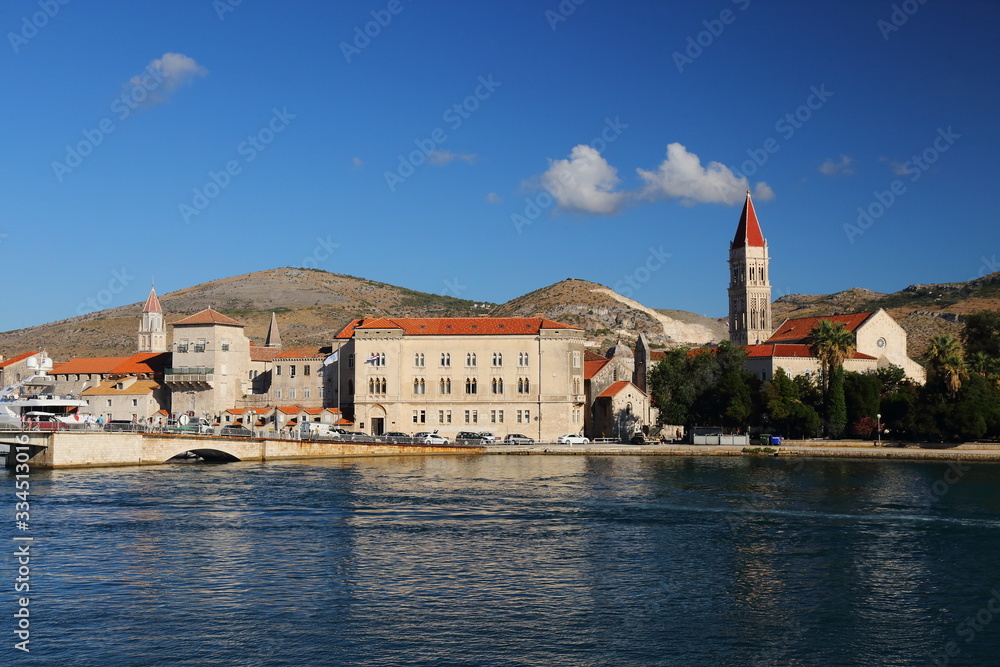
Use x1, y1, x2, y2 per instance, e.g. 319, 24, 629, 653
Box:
138, 285, 167, 353
728, 191, 772, 345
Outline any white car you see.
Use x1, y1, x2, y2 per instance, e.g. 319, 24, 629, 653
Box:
415, 432, 450, 445
478, 431, 497, 443
557, 434, 589, 445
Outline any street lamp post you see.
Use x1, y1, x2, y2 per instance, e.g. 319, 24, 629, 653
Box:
876, 413, 881, 447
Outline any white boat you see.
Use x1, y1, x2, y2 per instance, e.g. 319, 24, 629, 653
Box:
0, 356, 90, 430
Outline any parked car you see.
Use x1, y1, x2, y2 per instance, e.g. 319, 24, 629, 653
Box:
478, 431, 498, 443
557, 434, 590, 445
455, 431, 487, 442
103, 419, 141, 433
503, 433, 535, 445
220, 425, 252, 438
381, 431, 410, 442
629, 433, 646, 445
415, 432, 450, 445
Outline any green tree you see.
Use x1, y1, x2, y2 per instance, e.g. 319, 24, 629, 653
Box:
807, 321, 855, 436
961, 310, 1000, 358
807, 321, 857, 391
827, 365, 848, 438
843, 371, 881, 426
763, 368, 821, 438
874, 364, 907, 396
927, 334, 968, 398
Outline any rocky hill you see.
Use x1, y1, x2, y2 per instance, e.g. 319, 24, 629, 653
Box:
0, 268, 491, 360
489, 278, 727, 348
772, 272, 1000, 361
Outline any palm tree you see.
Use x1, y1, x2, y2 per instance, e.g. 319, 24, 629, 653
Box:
806, 321, 856, 390
927, 334, 968, 397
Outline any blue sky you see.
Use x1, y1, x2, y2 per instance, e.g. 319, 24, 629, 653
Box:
2, 0, 998, 333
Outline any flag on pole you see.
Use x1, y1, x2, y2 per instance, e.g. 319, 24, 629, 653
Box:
364, 353, 379, 364
323, 350, 339, 366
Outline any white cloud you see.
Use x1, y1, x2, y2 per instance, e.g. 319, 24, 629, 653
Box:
818, 154, 855, 176
352, 157, 363, 168
890, 161, 909, 176
427, 150, 477, 166
753, 182, 776, 201
636, 143, 767, 206
541, 145, 625, 215
125, 52, 208, 107
485, 192, 502, 204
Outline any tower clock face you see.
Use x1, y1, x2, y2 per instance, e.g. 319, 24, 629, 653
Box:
876, 337, 887, 349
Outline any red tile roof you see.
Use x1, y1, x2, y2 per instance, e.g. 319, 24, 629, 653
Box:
249, 346, 284, 362
108, 353, 169, 375
732, 191, 765, 249
584, 349, 606, 362
766, 312, 875, 343
597, 380, 647, 399
142, 288, 162, 314
50, 356, 132, 375
171, 308, 246, 327
584, 358, 611, 380
275, 346, 330, 359
650, 350, 667, 362
0, 350, 42, 369
82, 380, 161, 396
335, 316, 582, 338
705, 343, 879, 361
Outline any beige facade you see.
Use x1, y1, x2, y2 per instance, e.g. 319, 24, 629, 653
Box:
166, 309, 253, 418
729, 192, 772, 346
334, 317, 586, 441
82, 378, 168, 422
269, 347, 336, 409
592, 381, 651, 440
0, 351, 44, 391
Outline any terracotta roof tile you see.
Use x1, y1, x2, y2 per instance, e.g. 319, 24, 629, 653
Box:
597, 380, 647, 399
732, 191, 765, 249
275, 346, 331, 359
171, 308, 246, 327
142, 288, 162, 314
250, 346, 283, 362
0, 350, 42, 369
336, 316, 582, 338
50, 357, 132, 375
584, 358, 611, 380
82, 380, 161, 396
108, 353, 169, 375
766, 312, 875, 343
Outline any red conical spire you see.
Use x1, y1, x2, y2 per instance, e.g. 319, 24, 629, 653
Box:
142, 286, 162, 313
731, 191, 765, 248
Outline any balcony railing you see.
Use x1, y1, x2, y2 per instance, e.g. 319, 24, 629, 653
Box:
164, 367, 214, 383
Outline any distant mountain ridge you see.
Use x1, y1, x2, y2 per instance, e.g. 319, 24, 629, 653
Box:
3, 268, 995, 362
772, 272, 1000, 361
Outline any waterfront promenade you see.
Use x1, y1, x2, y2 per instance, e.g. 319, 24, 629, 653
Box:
4, 430, 1000, 468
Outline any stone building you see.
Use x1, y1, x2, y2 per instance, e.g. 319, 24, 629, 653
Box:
728, 191, 772, 346
83, 377, 169, 423
164, 309, 254, 418
0, 350, 44, 391
330, 316, 587, 441
137, 286, 167, 353
591, 381, 650, 440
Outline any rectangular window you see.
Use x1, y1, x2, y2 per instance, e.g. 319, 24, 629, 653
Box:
275, 388, 282, 399
464, 410, 470, 424
178, 339, 189, 353
289, 388, 296, 400
524, 410, 530, 423
276, 365, 282, 376
304, 365, 310, 376
290, 365, 296, 379
106, 399, 112, 407
413, 410, 426, 424
572, 351, 581, 368
304, 388, 311, 399
413, 410, 419, 424
195, 339, 207, 353
472, 410, 478, 424
349, 354, 355, 368
132, 399, 138, 407
498, 410, 504, 424
516, 410, 522, 424
221, 340, 230, 352
439, 410, 444, 423
446, 410, 452, 424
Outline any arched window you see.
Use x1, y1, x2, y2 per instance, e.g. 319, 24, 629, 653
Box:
497, 378, 503, 394
380, 377, 387, 393
441, 352, 451, 367
368, 378, 375, 394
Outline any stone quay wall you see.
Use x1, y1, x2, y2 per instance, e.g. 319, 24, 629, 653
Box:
2, 432, 479, 469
